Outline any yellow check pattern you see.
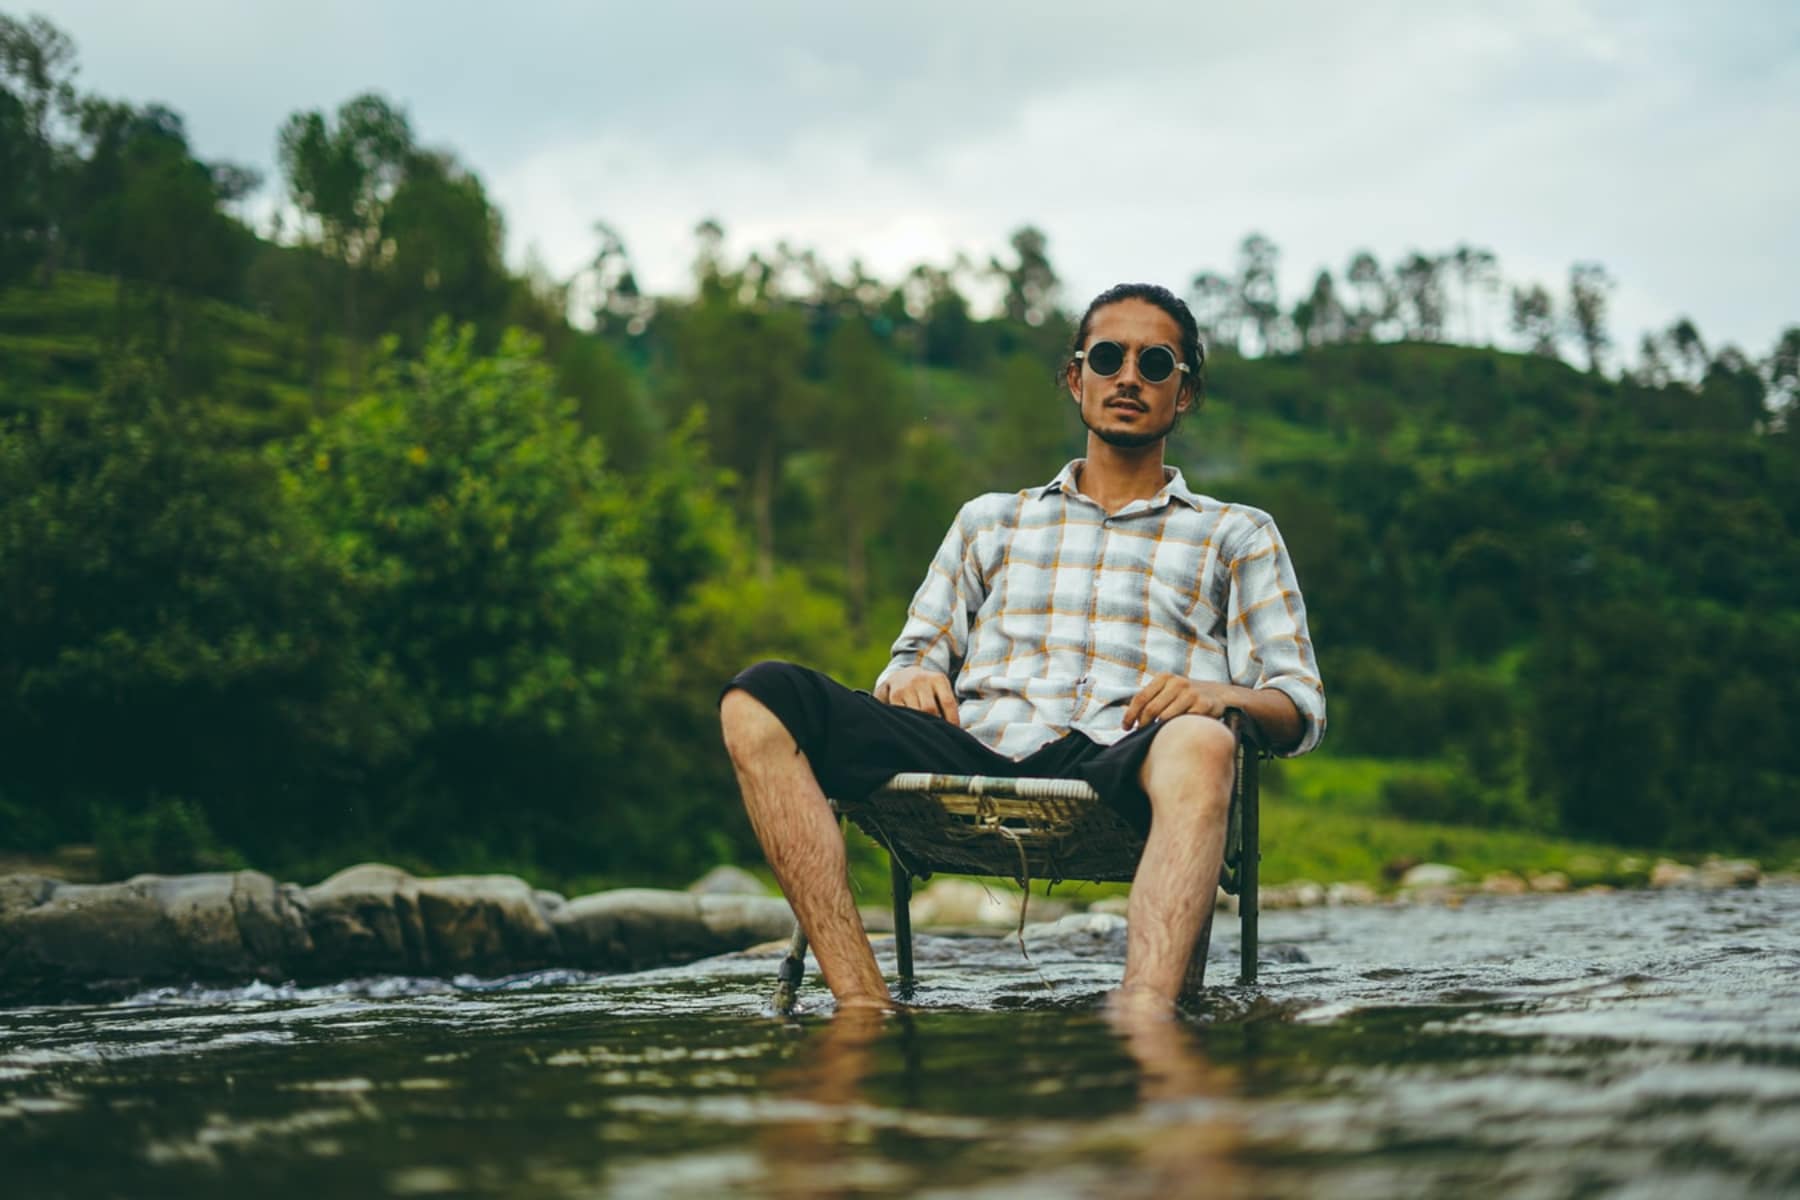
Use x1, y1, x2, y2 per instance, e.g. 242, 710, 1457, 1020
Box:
876, 461, 1327, 758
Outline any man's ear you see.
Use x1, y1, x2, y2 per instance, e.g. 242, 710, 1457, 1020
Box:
1066, 362, 1082, 402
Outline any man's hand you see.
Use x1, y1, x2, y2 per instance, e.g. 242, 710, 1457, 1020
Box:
875, 666, 961, 725
1122, 673, 1239, 730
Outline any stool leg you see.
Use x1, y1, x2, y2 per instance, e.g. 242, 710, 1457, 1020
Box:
1240, 751, 1261, 985
891, 853, 914, 987
774, 924, 808, 1014
1181, 899, 1215, 1000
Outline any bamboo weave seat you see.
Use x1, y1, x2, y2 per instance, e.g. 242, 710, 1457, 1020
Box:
775, 710, 1265, 1010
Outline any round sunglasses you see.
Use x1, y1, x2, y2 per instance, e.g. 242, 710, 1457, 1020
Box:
1075, 340, 1191, 384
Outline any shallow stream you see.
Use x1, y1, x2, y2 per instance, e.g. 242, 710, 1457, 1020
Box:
4, 885, 1798, 1197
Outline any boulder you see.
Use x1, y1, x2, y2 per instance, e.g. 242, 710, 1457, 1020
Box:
414, 875, 562, 975
687, 865, 768, 896
1023, 911, 1128, 958
1650, 860, 1697, 889
303, 863, 429, 975
1480, 872, 1528, 896
0, 870, 311, 1000
1695, 858, 1760, 889
1327, 882, 1380, 906
1528, 871, 1570, 894
551, 888, 793, 971
909, 879, 1022, 928
303, 863, 566, 977
1399, 863, 1467, 890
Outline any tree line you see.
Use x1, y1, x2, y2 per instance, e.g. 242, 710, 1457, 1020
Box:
3, 13, 1797, 882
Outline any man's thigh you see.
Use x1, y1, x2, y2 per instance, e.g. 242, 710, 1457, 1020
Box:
722, 661, 1011, 800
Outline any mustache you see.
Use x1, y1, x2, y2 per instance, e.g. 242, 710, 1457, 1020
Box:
1104, 391, 1147, 410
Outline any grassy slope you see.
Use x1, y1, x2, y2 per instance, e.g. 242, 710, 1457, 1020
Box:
0, 271, 353, 431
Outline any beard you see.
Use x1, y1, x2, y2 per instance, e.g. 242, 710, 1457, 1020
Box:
1081, 400, 1177, 449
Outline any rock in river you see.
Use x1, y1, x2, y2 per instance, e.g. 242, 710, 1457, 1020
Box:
0, 864, 796, 1002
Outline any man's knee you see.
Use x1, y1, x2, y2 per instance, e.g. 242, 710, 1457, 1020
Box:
719, 682, 795, 762
1140, 715, 1236, 818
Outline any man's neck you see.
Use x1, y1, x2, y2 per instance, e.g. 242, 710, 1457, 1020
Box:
1074, 437, 1170, 514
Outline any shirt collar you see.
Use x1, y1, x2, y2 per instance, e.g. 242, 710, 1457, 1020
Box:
1038, 459, 1205, 512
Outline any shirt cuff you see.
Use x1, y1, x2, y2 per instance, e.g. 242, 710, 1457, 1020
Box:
1263, 678, 1327, 757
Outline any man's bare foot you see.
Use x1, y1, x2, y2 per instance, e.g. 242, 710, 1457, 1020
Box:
1103, 984, 1180, 1025
832, 991, 901, 1014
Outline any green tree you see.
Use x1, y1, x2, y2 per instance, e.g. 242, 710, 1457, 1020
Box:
1510, 283, 1559, 357
1236, 232, 1283, 353
0, 12, 76, 285
0, 359, 348, 853
1395, 252, 1446, 341
819, 317, 905, 628
277, 92, 414, 383
990, 225, 1060, 327
377, 149, 509, 347
1345, 250, 1392, 341
283, 324, 660, 862
1567, 262, 1613, 374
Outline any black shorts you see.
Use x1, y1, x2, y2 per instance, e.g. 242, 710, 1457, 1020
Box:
721, 660, 1179, 834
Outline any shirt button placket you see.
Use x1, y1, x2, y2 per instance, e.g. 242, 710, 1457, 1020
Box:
1079, 514, 1112, 718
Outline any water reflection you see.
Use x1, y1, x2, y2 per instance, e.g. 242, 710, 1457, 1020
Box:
1, 886, 1798, 1197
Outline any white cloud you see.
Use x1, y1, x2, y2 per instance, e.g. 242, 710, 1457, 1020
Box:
28, 0, 1800, 356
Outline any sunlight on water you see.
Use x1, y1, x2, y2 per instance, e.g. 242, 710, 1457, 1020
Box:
3, 886, 1798, 1198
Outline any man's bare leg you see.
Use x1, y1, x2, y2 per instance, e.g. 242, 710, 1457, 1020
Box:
1109, 714, 1236, 1017
720, 688, 892, 1009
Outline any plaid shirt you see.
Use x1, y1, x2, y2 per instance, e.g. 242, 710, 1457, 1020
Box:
876, 460, 1326, 758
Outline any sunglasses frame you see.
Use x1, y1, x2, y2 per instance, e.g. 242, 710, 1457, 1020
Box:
1074, 340, 1193, 385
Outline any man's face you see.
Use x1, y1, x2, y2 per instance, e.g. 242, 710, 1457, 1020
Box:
1066, 298, 1192, 450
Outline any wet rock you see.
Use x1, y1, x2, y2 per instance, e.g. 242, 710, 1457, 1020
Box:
1262, 943, 1311, 964
0, 871, 311, 1000
304, 863, 429, 975
1696, 858, 1761, 889
1528, 871, 1570, 894
1399, 863, 1467, 890
1023, 912, 1128, 958
303, 865, 562, 977
414, 875, 561, 975
1650, 860, 1697, 889
858, 905, 896, 933
687, 865, 768, 896
1480, 872, 1528, 896
1327, 882, 1380, 906
910, 879, 1022, 928
1261, 880, 1327, 910
551, 889, 794, 971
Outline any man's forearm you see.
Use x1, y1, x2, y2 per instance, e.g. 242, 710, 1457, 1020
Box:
1221, 685, 1304, 753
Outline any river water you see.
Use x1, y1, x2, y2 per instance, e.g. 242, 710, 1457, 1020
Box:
3, 885, 1798, 1198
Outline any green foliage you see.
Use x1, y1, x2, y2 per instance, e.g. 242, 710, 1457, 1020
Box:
93, 796, 242, 879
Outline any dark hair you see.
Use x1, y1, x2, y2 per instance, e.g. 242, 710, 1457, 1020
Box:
1066, 282, 1206, 404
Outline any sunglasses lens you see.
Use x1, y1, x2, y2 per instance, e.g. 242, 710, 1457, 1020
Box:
1139, 346, 1176, 383
1085, 341, 1125, 375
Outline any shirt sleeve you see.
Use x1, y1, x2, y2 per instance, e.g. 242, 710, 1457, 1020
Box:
875, 504, 987, 691
1225, 513, 1328, 756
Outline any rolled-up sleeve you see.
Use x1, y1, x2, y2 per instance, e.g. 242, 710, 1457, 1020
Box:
875, 505, 987, 691
1225, 514, 1327, 756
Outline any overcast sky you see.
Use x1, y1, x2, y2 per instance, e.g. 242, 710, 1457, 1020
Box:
29, 0, 1800, 363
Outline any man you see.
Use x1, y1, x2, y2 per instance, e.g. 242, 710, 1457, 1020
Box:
720, 283, 1325, 1016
